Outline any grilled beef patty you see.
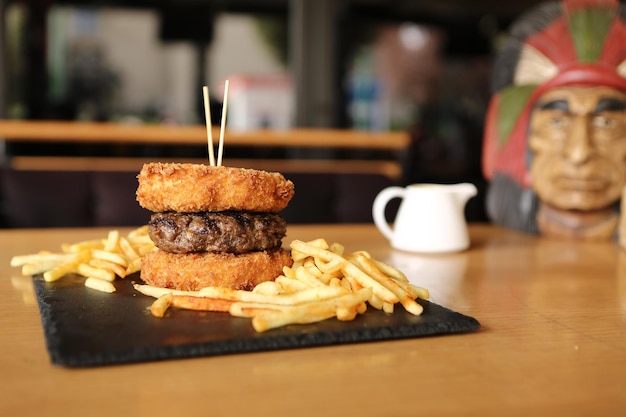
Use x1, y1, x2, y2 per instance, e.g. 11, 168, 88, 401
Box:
148, 211, 287, 254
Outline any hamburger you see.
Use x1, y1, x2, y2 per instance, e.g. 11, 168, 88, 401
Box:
136, 162, 295, 291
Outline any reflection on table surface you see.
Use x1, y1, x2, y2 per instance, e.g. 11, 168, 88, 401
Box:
1, 223, 625, 416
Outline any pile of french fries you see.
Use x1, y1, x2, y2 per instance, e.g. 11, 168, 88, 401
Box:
10, 226, 155, 293
135, 238, 429, 332
11, 229, 429, 333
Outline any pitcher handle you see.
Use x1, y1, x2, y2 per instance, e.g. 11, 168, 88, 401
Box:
372, 186, 405, 241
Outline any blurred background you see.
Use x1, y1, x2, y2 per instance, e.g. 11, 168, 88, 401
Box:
0, 0, 547, 227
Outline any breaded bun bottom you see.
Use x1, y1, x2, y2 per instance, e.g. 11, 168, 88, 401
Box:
140, 248, 293, 291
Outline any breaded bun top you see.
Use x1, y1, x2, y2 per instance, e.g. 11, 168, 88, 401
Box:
136, 163, 294, 213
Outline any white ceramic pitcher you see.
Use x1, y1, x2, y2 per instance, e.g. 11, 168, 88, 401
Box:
372, 183, 477, 253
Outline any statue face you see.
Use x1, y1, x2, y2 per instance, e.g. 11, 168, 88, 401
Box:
528, 86, 626, 210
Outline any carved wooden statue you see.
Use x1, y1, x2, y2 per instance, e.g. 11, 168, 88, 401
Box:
483, 0, 626, 239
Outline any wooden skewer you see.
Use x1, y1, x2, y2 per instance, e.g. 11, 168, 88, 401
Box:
217, 79, 230, 167
202, 85, 215, 166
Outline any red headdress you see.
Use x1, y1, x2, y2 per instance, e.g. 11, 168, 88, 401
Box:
483, 0, 626, 188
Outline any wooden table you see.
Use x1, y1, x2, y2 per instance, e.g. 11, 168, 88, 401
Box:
1, 224, 625, 416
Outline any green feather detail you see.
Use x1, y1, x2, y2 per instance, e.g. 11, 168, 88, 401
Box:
568, 7, 615, 63
497, 85, 537, 145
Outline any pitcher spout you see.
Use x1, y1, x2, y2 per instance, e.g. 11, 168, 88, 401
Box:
452, 183, 478, 205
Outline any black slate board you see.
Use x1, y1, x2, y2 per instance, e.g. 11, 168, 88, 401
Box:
33, 274, 480, 368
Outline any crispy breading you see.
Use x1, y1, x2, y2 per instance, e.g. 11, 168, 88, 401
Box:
136, 163, 294, 213
140, 248, 293, 291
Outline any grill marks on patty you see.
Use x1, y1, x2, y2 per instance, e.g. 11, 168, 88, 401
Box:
149, 211, 287, 254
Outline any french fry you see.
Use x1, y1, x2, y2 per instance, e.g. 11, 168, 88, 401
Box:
42, 251, 90, 282
229, 302, 289, 318
85, 277, 116, 293
292, 239, 399, 303
43, 262, 80, 282
356, 300, 368, 314
275, 276, 309, 293
77, 263, 115, 282
252, 280, 283, 295
104, 230, 120, 251
314, 256, 345, 274
252, 307, 335, 332
306, 238, 330, 249
281, 266, 296, 279
126, 257, 143, 275
328, 277, 342, 288
91, 249, 128, 267
329, 242, 345, 256
336, 304, 359, 321
294, 266, 326, 287
22, 263, 58, 276
343, 274, 363, 291
11, 226, 155, 289
150, 294, 173, 318
251, 288, 372, 332
352, 250, 371, 259
342, 261, 398, 304
198, 285, 348, 306
169, 295, 233, 312
133, 283, 200, 298
340, 277, 353, 292
135, 244, 156, 256
62, 239, 104, 253
119, 237, 140, 260
10, 252, 74, 267
368, 293, 384, 310
370, 258, 409, 283
89, 258, 127, 279
302, 259, 322, 277
290, 238, 329, 261
382, 302, 395, 314
290, 240, 333, 261
352, 253, 423, 315
302, 258, 339, 282
410, 284, 430, 300
127, 225, 149, 239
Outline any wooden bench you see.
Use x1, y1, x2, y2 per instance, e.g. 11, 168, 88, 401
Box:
0, 122, 408, 227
